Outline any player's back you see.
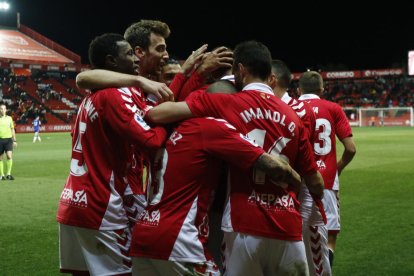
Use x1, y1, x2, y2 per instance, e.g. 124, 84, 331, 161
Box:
132, 117, 263, 261
299, 94, 352, 190
187, 86, 317, 240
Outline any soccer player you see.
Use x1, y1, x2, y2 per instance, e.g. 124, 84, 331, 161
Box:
159, 58, 182, 86
131, 114, 301, 275
145, 40, 325, 275
75, 19, 233, 103
297, 71, 357, 269
56, 33, 168, 275
76, 19, 174, 102
0, 103, 17, 180
269, 61, 331, 276
32, 116, 41, 143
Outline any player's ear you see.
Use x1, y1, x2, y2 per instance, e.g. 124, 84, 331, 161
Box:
268, 73, 277, 89
135, 46, 145, 59
105, 55, 117, 69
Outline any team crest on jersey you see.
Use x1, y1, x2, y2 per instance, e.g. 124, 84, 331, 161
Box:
137, 209, 160, 227
134, 114, 150, 130
259, 92, 269, 99
60, 188, 88, 208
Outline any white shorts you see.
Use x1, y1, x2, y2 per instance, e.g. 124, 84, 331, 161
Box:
59, 224, 132, 276
302, 224, 332, 276
132, 257, 220, 276
222, 232, 309, 276
322, 190, 340, 233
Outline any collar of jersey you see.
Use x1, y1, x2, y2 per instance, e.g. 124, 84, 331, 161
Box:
281, 91, 292, 104
299, 93, 320, 100
242, 82, 273, 95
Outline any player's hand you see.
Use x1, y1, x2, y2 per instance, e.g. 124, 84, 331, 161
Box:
139, 77, 174, 103
13, 141, 17, 148
181, 44, 208, 77
196, 46, 233, 77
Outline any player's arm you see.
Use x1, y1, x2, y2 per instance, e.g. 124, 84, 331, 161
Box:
337, 136, 356, 176
76, 69, 173, 102
254, 153, 301, 189
146, 101, 194, 124
104, 89, 168, 149
11, 120, 17, 146
303, 171, 324, 199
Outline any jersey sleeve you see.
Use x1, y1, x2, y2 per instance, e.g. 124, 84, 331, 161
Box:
103, 88, 167, 149
168, 73, 187, 100
333, 103, 352, 140
178, 72, 206, 101
295, 123, 318, 176
200, 118, 264, 170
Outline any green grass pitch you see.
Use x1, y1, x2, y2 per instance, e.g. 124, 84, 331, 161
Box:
0, 128, 413, 275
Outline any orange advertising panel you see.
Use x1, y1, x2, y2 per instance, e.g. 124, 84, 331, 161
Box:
0, 30, 73, 64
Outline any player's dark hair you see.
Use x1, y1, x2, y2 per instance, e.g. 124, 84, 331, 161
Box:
233, 40, 272, 81
271, 60, 292, 89
88, 33, 125, 69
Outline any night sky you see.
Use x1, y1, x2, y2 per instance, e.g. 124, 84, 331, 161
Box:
3, 1, 414, 72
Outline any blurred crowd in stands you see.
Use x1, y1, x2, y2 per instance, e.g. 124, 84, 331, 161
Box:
0, 67, 413, 126
290, 76, 414, 108
0, 68, 81, 125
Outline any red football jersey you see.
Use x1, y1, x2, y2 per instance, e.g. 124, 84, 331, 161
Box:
282, 92, 316, 141
130, 117, 263, 262
186, 83, 317, 241
299, 94, 353, 190
57, 87, 167, 230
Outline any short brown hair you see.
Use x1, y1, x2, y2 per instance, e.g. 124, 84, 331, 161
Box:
299, 71, 323, 94
124, 19, 170, 50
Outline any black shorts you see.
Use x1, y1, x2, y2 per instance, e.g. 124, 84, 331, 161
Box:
0, 138, 13, 154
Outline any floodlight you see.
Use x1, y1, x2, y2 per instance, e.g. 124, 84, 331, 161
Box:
0, 2, 10, 11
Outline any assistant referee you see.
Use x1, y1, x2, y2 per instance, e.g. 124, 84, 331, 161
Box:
0, 103, 17, 180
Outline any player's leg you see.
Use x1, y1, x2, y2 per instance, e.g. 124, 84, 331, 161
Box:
33, 132, 37, 143
59, 224, 89, 274
38, 132, 41, 142
133, 258, 220, 276
322, 189, 340, 268
222, 232, 264, 276
5, 142, 13, 180
0, 141, 6, 180
303, 224, 331, 276
60, 224, 132, 275
265, 239, 309, 276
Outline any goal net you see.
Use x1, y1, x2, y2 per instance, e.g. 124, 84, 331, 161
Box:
357, 107, 413, 127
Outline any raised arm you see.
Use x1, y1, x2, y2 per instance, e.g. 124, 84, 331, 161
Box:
337, 136, 356, 176
76, 69, 173, 102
